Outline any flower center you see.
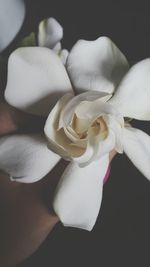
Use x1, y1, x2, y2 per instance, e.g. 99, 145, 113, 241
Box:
90, 117, 108, 139
70, 113, 108, 141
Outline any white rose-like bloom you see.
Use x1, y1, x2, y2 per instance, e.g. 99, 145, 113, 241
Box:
44, 91, 123, 167
2, 27, 150, 230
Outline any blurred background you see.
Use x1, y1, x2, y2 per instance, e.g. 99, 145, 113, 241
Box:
4, 0, 150, 266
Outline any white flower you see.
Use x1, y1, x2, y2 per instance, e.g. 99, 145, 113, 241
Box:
44, 91, 123, 167
0, 0, 25, 52
1, 31, 150, 231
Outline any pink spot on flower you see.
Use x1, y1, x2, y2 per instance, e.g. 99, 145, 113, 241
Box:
103, 165, 111, 184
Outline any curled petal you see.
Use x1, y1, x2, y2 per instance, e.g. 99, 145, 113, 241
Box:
110, 59, 150, 120
0, 0, 25, 52
103, 114, 124, 153
5, 47, 73, 116
74, 128, 116, 167
44, 93, 78, 159
123, 127, 150, 180
53, 154, 109, 231
0, 134, 60, 183
67, 37, 129, 94
59, 91, 112, 129
38, 17, 63, 49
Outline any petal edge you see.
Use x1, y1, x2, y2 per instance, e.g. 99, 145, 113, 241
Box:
53, 154, 109, 231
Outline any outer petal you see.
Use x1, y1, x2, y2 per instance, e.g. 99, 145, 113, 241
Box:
0, 134, 60, 183
123, 127, 150, 180
0, 0, 25, 52
44, 93, 75, 158
38, 17, 63, 49
66, 37, 129, 94
53, 154, 109, 231
110, 59, 150, 120
5, 47, 73, 116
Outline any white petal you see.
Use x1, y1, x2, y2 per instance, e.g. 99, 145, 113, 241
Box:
44, 94, 74, 141
5, 47, 73, 116
53, 154, 109, 231
44, 93, 81, 159
0, 134, 60, 183
110, 59, 150, 120
53, 42, 61, 53
103, 114, 124, 153
74, 99, 123, 123
64, 126, 87, 148
123, 127, 150, 180
53, 44, 69, 65
67, 37, 129, 94
59, 49, 69, 65
0, 0, 25, 52
38, 17, 63, 49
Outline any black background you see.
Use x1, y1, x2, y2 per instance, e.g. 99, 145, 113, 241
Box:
7, 0, 150, 266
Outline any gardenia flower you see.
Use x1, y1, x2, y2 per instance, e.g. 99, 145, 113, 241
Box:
44, 91, 122, 167
1, 26, 150, 230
